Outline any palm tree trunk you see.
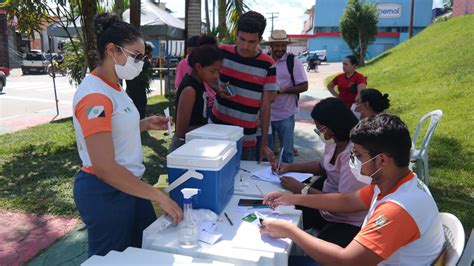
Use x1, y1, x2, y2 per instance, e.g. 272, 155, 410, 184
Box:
213, 0, 216, 31
204, 0, 211, 33
0, 15, 9, 70
80, 0, 99, 71
358, 29, 365, 66
115, 0, 124, 19
130, 0, 141, 29
185, 0, 202, 38
218, 0, 226, 40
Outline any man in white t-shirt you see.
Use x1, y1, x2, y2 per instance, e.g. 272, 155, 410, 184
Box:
262, 114, 445, 265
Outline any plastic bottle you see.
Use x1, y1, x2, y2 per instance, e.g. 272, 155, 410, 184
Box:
179, 188, 200, 247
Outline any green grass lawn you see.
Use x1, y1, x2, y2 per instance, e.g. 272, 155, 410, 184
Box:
350, 15, 474, 231
0, 96, 174, 216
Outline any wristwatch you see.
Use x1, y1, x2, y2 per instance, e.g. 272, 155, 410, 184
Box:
301, 184, 311, 195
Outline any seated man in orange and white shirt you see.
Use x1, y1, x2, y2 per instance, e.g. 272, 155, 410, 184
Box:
261, 114, 445, 265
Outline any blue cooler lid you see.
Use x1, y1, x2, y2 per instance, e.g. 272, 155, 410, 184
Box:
185, 124, 244, 143
167, 139, 237, 171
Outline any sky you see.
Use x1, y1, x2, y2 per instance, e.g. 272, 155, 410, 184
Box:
164, 0, 444, 38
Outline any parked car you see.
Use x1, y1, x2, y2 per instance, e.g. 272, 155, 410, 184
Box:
21, 50, 50, 75
0, 67, 8, 93
162, 55, 180, 68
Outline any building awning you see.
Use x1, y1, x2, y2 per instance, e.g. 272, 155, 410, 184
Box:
123, 0, 184, 40
47, 0, 184, 40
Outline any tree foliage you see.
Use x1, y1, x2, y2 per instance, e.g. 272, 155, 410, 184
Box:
212, 0, 249, 41
340, 0, 378, 66
226, 0, 249, 40
1, 0, 140, 85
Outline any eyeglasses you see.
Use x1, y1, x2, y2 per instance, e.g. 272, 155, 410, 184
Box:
350, 151, 380, 165
116, 45, 147, 63
313, 126, 327, 136
350, 151, 357, 164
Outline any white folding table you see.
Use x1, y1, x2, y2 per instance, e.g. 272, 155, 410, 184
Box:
142, 195, 302, 266
81, 247, 232, 265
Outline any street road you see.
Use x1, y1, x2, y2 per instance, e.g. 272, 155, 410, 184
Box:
0, 72, 74, 120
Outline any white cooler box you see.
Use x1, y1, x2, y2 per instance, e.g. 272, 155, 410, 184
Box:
185, 124, 244, 176
166, 139, 237, 214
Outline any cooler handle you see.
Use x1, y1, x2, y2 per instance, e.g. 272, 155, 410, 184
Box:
165, 169, 204, 193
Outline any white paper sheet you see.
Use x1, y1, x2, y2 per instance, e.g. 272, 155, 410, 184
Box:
232, 214, 294, 253
163, 107, 172, 135
199, 231, 223, 245
251, 166, 313, 184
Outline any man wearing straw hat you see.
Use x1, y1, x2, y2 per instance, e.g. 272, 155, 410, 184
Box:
264, 30, 308, 163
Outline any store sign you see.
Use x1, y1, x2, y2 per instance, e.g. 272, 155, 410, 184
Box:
377, 4, 402, 18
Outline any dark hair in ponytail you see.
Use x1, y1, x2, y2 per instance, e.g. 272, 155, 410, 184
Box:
360, 88, 390, 113
94, 13, 143, 61
188, 35, 223, 68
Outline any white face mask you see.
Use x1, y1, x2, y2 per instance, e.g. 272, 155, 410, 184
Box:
351, 103, 362, 120
113, 55, 144, 80
314, 126, 335, 144
349, 153, 381, 184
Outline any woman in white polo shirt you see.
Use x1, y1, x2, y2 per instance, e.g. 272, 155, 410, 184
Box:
72, 13, 182, 257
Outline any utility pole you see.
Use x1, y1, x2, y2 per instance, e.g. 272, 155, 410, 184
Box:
409, 0, 415, 38
266, 12, 279, 33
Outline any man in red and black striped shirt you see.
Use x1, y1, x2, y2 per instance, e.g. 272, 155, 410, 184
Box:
210, 11, 278, 162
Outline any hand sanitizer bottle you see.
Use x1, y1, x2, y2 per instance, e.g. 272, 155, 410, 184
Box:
179, 188, 200, 247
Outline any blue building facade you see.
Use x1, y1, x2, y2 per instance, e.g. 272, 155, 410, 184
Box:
307, 0, 433, 62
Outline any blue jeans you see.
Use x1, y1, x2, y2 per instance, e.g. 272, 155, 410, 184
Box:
74, 171, 157, 257
271, 115, 295, 163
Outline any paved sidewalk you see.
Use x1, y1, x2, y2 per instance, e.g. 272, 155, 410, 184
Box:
293, 62, 340, 162
0, 210, 81, 266
0, 62, 341, 265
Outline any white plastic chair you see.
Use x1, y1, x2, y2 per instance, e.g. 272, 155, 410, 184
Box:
439, 212, 465, 266
458, 229, 474, 266
410, 110, 443, 186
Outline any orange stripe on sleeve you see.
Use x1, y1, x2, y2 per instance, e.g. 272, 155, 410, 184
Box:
354, 201, 420, 259
75, 93, 113, 137
358, 185, 375, 208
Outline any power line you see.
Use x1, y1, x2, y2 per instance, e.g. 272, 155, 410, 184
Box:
266, 12, 279, 32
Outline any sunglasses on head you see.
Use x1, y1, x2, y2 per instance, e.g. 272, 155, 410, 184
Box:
116, 45, 147, 63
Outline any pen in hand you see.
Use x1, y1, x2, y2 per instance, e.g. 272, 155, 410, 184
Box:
274, 147, 284, 176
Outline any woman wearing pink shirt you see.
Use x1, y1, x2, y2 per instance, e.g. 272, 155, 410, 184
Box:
169, 36, 223, 153
273, 98, 367, 247
175, 36, 216, 113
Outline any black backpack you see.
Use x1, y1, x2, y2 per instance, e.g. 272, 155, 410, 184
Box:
285, 53, 300, 106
